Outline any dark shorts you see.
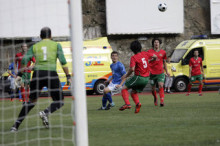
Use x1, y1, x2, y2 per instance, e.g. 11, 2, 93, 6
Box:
125, 75, 149, 93
30, 70, 64, 101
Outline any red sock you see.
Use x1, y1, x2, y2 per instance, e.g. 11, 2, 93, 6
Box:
131, 92, 139, 105
152, 90, 157, 99
26, 88, 30, 101
21, 87, 26, 101
187, 84, 192, 93
159, 88, 164, 103
199, 84, 203, 93
121, 89, 130, 105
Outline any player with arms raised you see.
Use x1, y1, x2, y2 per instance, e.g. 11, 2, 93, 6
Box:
117, 41, 156, 114
147, 38, 169, 107
186, 50, 204, 96
15, 43, 36, 102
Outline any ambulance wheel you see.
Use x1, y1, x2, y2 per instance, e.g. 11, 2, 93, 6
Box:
174, 77, 188, 92
94, 80, 105, 95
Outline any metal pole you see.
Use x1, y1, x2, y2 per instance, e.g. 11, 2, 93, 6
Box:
68, 0, 89, 145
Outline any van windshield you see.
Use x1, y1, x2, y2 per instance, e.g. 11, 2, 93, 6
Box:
170, 49, 187, 63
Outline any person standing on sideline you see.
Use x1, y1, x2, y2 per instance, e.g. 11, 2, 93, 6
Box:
98, 51, 126, 110
147, 38, 169, 107
164, 57, 176, 93
117, 41, 156, 114
10, 27, 71, 132
15, 43, 36, 102
186, 50, 204, 96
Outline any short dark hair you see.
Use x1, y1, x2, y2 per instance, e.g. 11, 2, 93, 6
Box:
111, 51, 119, 56
40, 27, 51, 39
21, 43, 27, 48
152, 38, 162, 47
130, 40, 142, 54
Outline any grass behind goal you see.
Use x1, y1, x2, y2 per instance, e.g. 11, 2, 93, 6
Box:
1, 92, 220, 146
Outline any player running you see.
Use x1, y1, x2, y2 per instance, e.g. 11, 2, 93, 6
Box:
10, 27, 71, 132
186, 50, 204, 96
117, 41, 156, 114
15, 43, 35, 102
98, 51, 126, 110
147, 38, 169, 107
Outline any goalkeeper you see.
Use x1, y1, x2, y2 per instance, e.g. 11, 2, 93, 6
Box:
11, 27, 71, 132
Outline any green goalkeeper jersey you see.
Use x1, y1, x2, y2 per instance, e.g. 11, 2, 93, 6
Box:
22, 39, 67, 71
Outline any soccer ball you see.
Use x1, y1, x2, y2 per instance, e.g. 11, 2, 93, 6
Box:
158, 3, 167, 12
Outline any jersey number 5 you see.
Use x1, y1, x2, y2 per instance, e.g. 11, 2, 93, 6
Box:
41, 47, 47, 61
142, 58, 147, 68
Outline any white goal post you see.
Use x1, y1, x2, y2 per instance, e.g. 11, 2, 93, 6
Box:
68, 0, 89, 146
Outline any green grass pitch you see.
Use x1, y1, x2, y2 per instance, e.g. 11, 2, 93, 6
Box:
1, 92, 220, 146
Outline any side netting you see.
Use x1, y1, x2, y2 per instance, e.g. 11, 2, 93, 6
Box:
0, 0, 77, 145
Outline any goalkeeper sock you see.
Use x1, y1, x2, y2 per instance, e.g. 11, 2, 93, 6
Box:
44, 101, 64, 115
199, 84, 203, 93
131, 92, 139, 105
121, 89, 130, 105
106, 92, 113, 103
159, 88, 164, 103
13, 102, 35, 129
102, 94, 108, 108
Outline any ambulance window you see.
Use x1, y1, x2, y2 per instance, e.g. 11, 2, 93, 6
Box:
183, 47, 204, 65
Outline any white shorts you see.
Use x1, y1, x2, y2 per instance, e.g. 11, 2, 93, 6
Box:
107, 82, 122, 95
8, 77, 16, 90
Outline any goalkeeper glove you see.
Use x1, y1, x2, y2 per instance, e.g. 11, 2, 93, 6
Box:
66, 74, 71, 85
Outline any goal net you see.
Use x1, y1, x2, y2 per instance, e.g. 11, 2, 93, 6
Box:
0, 0, 88, 145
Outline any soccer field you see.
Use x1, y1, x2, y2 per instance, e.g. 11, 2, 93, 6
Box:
1, 92, 220, 146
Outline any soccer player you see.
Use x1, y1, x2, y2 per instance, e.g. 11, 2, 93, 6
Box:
15, 43, 36, 102
164, 57, 176, 93
147, 38, 169, 107
10, 27, 71, 132
117, 41, 156, 114
98, 51, 126, 110
186, 50, 204, 96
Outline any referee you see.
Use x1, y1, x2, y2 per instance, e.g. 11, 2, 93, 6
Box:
11, 27, 71, 132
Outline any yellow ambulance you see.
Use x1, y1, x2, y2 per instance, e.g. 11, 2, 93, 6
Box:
170, 38, 220, 92
56, 37, 113, 94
